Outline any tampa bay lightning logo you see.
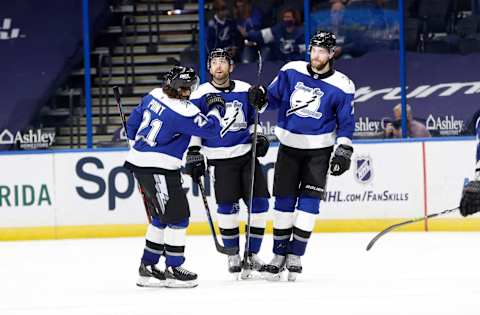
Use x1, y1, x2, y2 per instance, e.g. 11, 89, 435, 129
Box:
288, 82, 323, 119
220, 106, 240, 138
224, 100, 247, 132
354, 155, 373, 184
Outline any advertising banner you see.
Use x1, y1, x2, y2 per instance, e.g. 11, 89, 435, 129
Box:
0, 154, 55, 227
1, 138, 477, 238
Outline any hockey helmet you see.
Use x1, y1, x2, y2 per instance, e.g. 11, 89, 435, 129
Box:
207, 48, 234, 70
310, 30, 336, 51
164, 66, 199, 92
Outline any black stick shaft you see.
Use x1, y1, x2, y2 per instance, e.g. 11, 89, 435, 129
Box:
198, 180, 238, 255
243, 50, 263, 264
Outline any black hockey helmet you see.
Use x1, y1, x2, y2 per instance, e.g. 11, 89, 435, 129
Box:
207, 48, 234, 70
310, 30, 336, 51
164, 66, 199, 92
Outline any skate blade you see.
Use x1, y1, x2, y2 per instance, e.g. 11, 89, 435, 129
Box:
287, 272, 299, 282
240, 268, 251, 280
241, 269, 265, 280
165, 278, 198, 288
230, 272, 240, 280
263, 272, 283, 281
136, 276, 165, 288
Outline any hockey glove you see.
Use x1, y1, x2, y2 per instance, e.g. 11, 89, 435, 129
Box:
253, 134, 269, 157
330, 144, 353, 176
185, 146, 206, 184
248, 85, 267, 111
206, 93, 226, 116
460, 180, 480, 217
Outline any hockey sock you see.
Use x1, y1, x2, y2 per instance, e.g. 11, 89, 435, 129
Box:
246, 197, 268, 253
288, 197, 319, 256
272, 197, 296, 255
217, 202, 240, 252
164, 218, 188, 267
141, 217, 166, 265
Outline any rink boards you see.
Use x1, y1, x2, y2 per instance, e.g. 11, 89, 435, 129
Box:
0, 139, 478, 240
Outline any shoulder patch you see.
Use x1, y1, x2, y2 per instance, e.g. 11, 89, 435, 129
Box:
232, 80, 251, 92
149, 88, 200, 117
323, 71, 355, 94
280, 61, 309, 76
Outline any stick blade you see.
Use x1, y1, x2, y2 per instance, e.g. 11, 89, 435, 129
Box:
217, 244, 239, 256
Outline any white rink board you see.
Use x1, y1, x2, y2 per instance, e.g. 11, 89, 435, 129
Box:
425, 140, 476, 217
319, 142, 424, 219
0, 138, 476, 230
54, 151, 147, 226
0, 154, 55, 227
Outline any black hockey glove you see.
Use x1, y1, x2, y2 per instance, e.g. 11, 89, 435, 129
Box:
206, 93, 226, 116
330, 144, 353, 176
185, 146, 206, 184
253, 134, 270, 157
248, 85, 267, 111
460, 180, 480, 217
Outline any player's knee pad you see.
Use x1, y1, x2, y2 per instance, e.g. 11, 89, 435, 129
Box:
217, 202, 240, 214
297, 196, 320, 215
251, 212, 267, 228
272, 209, 294, 229
151, 217, 167, 229
145, 222, 165, 245
167, 218, 189, 229
217, 202, 240, 229
274, 197, 296, 212
294, 209, 317, 232
165, 219, 188, 248
252, 197, 269, 214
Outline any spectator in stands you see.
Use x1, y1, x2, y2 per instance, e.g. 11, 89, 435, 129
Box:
341, 0, 399, 56
310, 0, 355, 58
234, 0, 264, 63
241, 8, 305, 62
252, 0, 304, 26
207, 0, 241, 61
384, 103, 431, 138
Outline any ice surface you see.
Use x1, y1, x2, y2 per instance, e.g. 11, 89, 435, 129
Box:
1, 232, 480, 315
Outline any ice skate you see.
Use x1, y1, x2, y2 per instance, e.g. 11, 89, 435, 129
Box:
165, 266, 198, 288
228, 254, 242, 279
240, 253, 266, 280
136, 262, 166, 288
263, 254, 286, 281
286, 254, 302, 282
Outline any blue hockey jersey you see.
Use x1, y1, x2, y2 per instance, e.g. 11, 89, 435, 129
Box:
125, 88, 224, 170
190, 80, 255, 160
267, 60, 355, 149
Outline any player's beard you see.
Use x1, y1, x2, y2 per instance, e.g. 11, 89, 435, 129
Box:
212, 70, 229, 86
310, 58, 330, 73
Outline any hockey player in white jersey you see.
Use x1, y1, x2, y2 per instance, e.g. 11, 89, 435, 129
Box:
124, 66, 233, 288
188, 48, 271, 279
459, 118, 480, 216
250, 30, 356, 281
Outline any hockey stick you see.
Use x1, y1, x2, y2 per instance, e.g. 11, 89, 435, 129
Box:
112, 86, 152, 223
243, 49, 263, 266
366, 206, 460, 251
198, 180, 239, 255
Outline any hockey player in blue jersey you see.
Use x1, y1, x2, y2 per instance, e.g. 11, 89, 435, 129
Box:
460, 117, 480, 217
187, 48, 271, 279
250, 30, 356, 281
124, 66, 234, 288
